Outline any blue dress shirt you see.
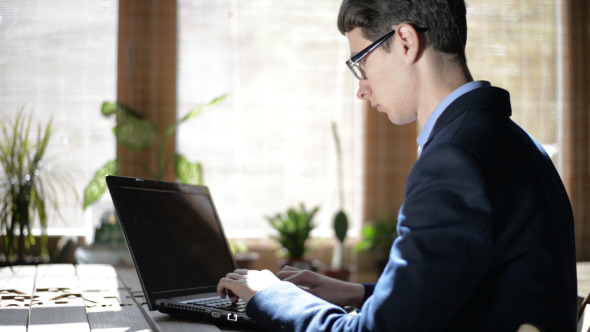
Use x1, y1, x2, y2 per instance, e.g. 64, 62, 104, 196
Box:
417, 80, 491, 154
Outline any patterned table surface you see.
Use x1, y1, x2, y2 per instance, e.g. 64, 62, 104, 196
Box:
0, 264, 260, 332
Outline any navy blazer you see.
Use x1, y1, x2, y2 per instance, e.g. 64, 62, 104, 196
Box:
247, 87, 578, 331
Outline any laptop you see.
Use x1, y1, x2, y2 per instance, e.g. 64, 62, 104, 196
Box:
106, 175, 257, 327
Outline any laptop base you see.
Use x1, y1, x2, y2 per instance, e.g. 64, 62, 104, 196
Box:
157, 301, 257, 327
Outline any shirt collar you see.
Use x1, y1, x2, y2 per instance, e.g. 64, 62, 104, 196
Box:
417, 80, 491, 154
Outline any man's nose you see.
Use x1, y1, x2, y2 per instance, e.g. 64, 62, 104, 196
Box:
356, 80, 371, 100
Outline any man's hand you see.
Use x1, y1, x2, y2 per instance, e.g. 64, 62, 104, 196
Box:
277, 266, 366, 308
217, 269, 281, 303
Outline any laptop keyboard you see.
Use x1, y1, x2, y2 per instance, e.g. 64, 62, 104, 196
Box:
188, 297, 247, 313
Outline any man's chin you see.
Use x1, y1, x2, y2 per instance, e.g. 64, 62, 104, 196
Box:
388, 113, 416, 126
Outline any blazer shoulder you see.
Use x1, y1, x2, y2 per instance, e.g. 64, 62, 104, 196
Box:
425, 87, 511, 150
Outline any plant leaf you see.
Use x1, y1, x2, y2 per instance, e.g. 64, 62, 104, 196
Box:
333, 210, 348, 243
179, 94, 228, 124
101, 101, 155, 150
101, 101, 142, 119
115, 117, 156, 150
83, 160, 120, 209
266, 203, 319, 259
101, 101, 119, 116
174, 154, 203, 185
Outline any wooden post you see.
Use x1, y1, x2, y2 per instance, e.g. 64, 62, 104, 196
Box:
561, 0, 590, 260
358, 101, 417, 278
116, 0, 177, 180
361, 101, 417, 223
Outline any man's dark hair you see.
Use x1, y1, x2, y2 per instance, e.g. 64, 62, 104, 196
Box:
337, 0, 467, 63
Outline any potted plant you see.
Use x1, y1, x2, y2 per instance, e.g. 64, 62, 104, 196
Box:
0, 111, 70, 265
356, 215, 398, 274
229, 239, 260, 270
324, 122, 352, 280
266, 203, 319, 270
82, 94, 227, 209
78, 95, 226, 257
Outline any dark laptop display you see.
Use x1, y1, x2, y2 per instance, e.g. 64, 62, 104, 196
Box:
106, 175, 254, 326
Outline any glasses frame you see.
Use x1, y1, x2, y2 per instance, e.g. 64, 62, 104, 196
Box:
346, 26, 428, 80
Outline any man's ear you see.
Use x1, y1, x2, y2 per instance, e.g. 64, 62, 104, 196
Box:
395, 23, 422, 64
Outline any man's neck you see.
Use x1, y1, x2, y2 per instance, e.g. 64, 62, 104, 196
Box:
415, 53, 473, 127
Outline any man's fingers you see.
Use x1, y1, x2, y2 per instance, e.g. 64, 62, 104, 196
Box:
217, 277, 234, 296
217, 278, 228, 298
227, 291, 239, 304
217, 269, 280, 304
281, 266, 301, 272
226, 272, 244, 280
220, 269, 251, 287
217, 269, 247, 297
276, 266, 302, 280
276, 270, 298, 280
279, 269, 317, 289
217, 278, 241, 302
225, 269, 249, 279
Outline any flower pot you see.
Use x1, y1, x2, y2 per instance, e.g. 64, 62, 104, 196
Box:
322, 265, 354, 281
234, 251, 260, 269
278, 257, 320, 271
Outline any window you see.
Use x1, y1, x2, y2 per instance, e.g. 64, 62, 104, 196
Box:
1, 0, 363, 240
177, 0, 362, 238
0, 1, 117, 237
0, 0, 562, 242
466, 0, 561, 165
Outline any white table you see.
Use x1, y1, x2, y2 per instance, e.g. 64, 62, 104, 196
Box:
0, 264, 261, 332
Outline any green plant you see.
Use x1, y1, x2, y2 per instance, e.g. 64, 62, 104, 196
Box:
356, 215, 398, 273
331, 122, 349, 269
0, 111, 64, 263
83, 94, 227, 209
266, 203, 319, 260
228, 239, 249, 254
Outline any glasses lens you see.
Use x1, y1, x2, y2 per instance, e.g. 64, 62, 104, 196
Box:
352, 64, 365, 80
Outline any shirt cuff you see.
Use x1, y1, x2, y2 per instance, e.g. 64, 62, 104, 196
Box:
362, 283, 375, 302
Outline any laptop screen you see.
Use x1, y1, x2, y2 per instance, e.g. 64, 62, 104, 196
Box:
106, 176, 236, 308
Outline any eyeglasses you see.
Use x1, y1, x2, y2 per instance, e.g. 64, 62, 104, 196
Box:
346, 27, 428, 80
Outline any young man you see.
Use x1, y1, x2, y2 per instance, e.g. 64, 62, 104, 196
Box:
217, 0, 578, 330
